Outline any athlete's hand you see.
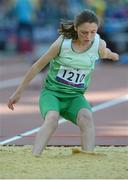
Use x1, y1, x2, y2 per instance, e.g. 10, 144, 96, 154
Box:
8, 93, 21, 111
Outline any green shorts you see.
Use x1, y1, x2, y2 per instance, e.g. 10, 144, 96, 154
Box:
39, 89, 92, 125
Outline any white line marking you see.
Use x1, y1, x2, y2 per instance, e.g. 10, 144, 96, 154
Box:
0, 94, 128, 145
92, 94, 128, 112
0, 76, 41, 89
0, 119, 66, 145
0, 78, 23, 89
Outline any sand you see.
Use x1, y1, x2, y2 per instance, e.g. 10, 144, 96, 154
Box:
0, 146, 128, 179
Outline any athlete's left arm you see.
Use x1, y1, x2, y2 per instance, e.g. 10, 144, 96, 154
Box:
99, 39, 119, 61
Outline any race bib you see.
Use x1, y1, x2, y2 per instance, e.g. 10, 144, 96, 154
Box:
56, 66, 87, 88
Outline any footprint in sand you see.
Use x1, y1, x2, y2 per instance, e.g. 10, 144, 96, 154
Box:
72, 148, 107, 157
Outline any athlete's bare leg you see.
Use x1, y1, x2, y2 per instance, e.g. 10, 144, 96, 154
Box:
32, 111, 59, 156
77, 108, 95, 152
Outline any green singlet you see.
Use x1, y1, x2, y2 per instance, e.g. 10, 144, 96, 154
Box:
39, 34, 100, 124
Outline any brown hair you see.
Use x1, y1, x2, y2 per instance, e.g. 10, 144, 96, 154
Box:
58, 9, 99, 39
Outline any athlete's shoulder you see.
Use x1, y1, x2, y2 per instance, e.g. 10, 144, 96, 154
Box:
51, 35, 64, 47
47, 35, 64, 55
99, 39, 107, 51
98, 38, 107, 58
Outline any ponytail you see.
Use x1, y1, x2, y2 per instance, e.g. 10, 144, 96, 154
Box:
58, 19, 78, 40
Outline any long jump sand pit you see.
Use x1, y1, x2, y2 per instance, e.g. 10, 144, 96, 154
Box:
0, 146, 128, 179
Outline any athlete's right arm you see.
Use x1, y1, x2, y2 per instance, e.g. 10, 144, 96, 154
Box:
8, 35, 64, 110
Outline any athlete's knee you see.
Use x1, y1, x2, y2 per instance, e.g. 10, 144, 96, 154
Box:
77, 109, 93, 130
45, 111, 59, 129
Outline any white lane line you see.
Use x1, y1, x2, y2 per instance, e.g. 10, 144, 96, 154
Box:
0, 78, 23, 89
0, 76, 41, 89
92, 94, 128, 112
0, 94, 128, 145
0, 119, 66, 145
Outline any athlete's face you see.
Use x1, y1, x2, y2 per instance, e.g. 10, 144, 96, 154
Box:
75, 22, 98, 44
